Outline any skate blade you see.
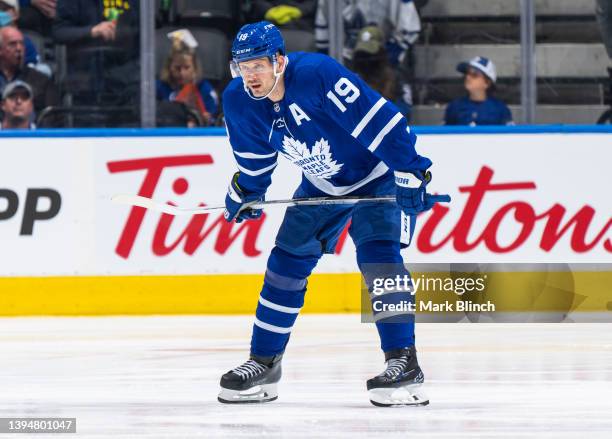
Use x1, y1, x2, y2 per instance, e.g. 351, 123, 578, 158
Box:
368, 384, 429, 407
218, 383, 278, 404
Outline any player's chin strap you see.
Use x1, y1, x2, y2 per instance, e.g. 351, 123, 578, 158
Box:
231, 56, 289, 101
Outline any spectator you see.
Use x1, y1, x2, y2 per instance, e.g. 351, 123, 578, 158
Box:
249, 1, 316, 30
0, 79, 35, 129
0, 0, 44, 68
52, 0, 140, 108
315, 0, 421, 65
0, 26, 58, 114
18, 0, 56, 37
53, 0, 138, 46
157, 30, 219, 126
315, 0, 419, 111
444, 56, 513, 126
352, 26, 412, 120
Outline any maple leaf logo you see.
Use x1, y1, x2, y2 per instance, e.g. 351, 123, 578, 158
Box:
280, 136, 343, 180
281, 136, 308, 160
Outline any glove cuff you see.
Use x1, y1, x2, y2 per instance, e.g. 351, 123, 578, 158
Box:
394, 170, 423, 189
227, 181, 242, 203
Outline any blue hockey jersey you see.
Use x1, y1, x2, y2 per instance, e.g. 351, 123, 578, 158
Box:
223, 52, 431, 197
444, 95, 513, 126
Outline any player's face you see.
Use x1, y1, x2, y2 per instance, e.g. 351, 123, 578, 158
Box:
238, 56, 282, 97
464, 68, 490, 93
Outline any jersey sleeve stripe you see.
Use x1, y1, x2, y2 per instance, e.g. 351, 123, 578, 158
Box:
351, 97, 387, 138
236, 161, 278, 176
367, 113, 404, 153
234, 151, 278, 159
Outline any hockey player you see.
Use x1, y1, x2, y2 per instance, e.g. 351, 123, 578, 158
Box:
218, 21, 449, 407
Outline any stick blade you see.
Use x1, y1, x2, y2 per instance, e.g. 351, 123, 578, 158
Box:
111, 194, 179, 215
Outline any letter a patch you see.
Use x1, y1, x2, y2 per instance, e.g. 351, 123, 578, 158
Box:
289, 103, 311, 126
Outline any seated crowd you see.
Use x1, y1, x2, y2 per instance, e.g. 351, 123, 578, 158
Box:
0, 0, 516, 130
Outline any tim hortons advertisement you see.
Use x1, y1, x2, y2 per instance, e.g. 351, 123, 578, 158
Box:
0, 133, 610, 276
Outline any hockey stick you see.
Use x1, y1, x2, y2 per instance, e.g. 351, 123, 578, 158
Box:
110, 194, 408, 216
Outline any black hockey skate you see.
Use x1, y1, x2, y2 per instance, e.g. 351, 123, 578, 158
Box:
367, 346, 429, 407
218, 354, 282, 404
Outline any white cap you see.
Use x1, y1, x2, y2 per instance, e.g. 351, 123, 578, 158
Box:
0, 0, 19, 11
2, 80, 32, 100
457, 56, 497, 83
167, 29, 198, 49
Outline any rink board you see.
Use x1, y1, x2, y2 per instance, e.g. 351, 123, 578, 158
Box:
0, 127, 610, 315
0, 271, 611, 316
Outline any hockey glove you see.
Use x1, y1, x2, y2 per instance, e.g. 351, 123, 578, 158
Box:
394, 170, 450, 214
394, 169, 451, 245
223, 172, 264, 223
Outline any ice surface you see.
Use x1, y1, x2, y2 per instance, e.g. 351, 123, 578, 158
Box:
1, 315, 611, 438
